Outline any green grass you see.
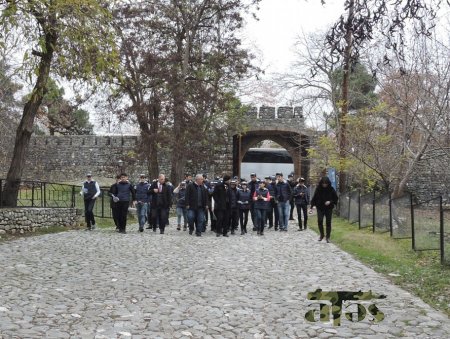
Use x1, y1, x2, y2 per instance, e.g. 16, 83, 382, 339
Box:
308, 215, 450, 317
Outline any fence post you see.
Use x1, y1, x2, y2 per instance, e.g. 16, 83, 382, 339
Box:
411, 192, 415, 251
347, 192, 351, 220
358, 190, 361, 229
43, 182, 47, 208
440, 196, 444, 265
31, 182, 35, 207
372, 190, 376, 233
40, 182, 44, 207
71, 185, 75, 208
389, 192, 393, 237
101, 190, 105, 218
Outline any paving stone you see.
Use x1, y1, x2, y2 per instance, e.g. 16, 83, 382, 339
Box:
0, 219, 449, 338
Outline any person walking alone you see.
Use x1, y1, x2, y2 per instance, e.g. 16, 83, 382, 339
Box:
80, 172, 100, 231
310, 176, 338, 243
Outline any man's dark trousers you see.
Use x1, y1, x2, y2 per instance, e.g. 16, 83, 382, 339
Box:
153, 207, 169, 233
84, 199, 96, 228
116, 201, 129, 232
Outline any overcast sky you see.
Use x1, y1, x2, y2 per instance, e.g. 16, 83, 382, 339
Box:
243, 0, 345, 74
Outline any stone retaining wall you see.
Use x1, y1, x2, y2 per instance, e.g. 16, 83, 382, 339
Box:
0, 208, 83, 234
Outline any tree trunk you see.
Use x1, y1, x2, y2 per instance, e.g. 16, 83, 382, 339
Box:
135, 102, 160, 180
338, 0, 354, 193
2, 34, 56, 207
170, 32, 189, 184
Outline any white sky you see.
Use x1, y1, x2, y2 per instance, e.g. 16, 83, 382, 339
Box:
243, 0, 345, 74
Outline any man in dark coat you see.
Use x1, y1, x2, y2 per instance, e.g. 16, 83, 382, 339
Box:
115, 173, 136, 234
108, 174, 122, 231
150, 174, 172, 234
185, 174, 210, 236
310, 176, 338, 242
213, 174, 231, 237
227, 180, 240, 235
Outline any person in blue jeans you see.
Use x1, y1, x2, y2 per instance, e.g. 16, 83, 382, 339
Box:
276, 173, 292, 231
185, 174, 210, 236
173, 181, 188, 231
134, 174, 150, 232
253, 181, 271, 235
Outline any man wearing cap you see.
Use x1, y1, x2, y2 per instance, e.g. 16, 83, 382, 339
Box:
248, 173, 259, 231
293, 177, 310, 230
115, 173, 136, 234
237, 181, 251, 234
108, 174, 121, 231
134, 174, 151, 232
213, 174, 231, 237
185, 174, 210, 236
80, 172, 101, 230
227, 179, 239, 235
288, 173, 296, 221
276, 172, 292, 231
265, 176, 279, 230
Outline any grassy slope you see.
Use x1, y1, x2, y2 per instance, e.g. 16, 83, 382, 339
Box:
308, 215, 450, 317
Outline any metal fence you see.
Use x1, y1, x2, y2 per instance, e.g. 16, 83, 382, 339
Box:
443, 207, 450, 266
0, 179, 113, 219
412, 196, 441, 252
373, 192, 390, 233
339, 189, 450, 266
359, 192, 374, 229
349, 191, 360, 224
390, 194, 413, 239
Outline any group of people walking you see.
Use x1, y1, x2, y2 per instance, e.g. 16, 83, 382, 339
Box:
80, 171, 338, 242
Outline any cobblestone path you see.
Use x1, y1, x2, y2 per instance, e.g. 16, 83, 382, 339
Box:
0, 219, 449, 338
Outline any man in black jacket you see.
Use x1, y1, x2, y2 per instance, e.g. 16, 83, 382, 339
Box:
248, 173, 259, 231
150, 174, 172, 234
108, 174, 121, 231
227, 180, 239, 235
114, 173, 136, 234
213, 174, 231, 237
185, 174, 210, 236
80, 172, 101, 230
288, 173, 296, 220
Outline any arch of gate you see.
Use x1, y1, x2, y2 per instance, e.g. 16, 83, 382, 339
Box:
232, 106, 313, 180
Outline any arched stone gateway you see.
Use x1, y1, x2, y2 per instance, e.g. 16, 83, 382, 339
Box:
232, 106, 313, 180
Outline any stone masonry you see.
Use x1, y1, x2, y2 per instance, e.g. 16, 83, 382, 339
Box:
0, 208, 82, 234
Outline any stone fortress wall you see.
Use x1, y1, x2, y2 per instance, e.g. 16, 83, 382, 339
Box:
0, 106, 449, 202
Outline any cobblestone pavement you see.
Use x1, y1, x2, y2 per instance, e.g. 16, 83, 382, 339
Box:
0, 219, 449, 339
